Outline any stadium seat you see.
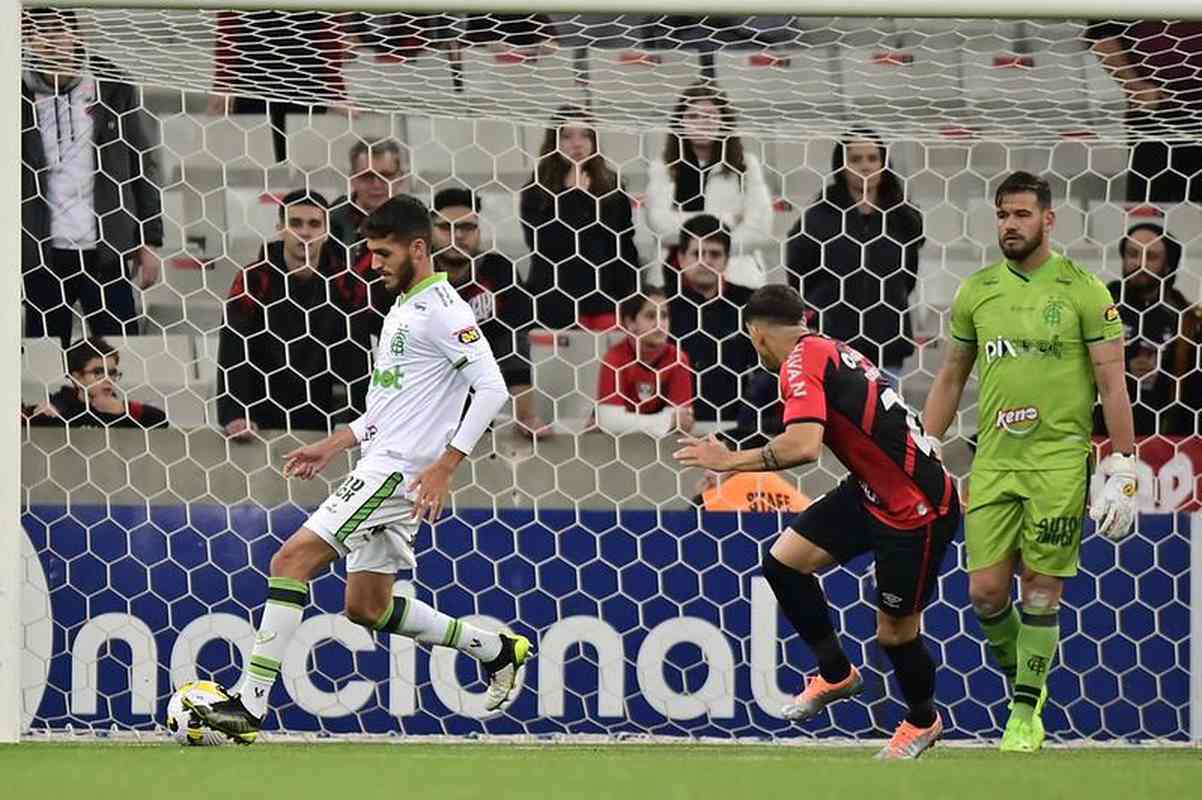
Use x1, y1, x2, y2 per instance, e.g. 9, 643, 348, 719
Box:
408, 115, 533, 191
461, 45, 587, 121
716, 48, 843, 130
588, 48, 702, 126
21, 338, 66, 401
840, 46, 962, 125
530, 328, 623, 433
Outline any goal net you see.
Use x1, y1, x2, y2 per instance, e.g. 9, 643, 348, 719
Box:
15, 4, 1202, 743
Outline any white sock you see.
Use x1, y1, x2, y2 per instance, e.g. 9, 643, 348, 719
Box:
239, 576, 308, 718
374, 596, 502, 662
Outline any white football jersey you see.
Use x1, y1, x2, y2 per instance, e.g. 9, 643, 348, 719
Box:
349, 273, 499, 476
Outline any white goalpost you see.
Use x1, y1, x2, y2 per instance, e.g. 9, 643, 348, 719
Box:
6, 0, 1202, 746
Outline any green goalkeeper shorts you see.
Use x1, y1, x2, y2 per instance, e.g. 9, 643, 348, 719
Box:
965, 461, 1091, 577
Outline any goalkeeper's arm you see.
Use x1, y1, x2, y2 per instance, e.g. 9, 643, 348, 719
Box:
922, 340, 977, 439
1090, 339, 1135, 456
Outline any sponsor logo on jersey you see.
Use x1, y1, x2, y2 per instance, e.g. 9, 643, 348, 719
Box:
984, 336, 1064, 362
1042, 296, 1066, 329
995, 405, 1040, 435
372, 366, 404, 389
880, 592, 903, 609
454, 325, 482, 344
1034, 515, 1079, 547
984, 337, 1019, 362
389, 325, 408, 356
1104, 304, 1120, 323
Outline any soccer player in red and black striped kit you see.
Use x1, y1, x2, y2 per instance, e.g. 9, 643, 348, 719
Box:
675, 284, 959, 760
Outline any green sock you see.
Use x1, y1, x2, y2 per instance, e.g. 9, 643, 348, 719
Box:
1012, 607, 1059, 722
975, 602, 1021, 688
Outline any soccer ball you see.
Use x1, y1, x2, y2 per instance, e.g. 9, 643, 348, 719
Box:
165, 680, 230, 746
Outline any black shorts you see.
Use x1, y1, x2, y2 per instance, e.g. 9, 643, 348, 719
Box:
787, 479, 959, 617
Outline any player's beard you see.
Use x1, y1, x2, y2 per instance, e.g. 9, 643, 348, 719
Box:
389, 252, 416, 295
1000, 226, 1045, 262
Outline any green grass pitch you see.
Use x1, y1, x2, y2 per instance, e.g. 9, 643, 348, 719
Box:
3, 743, 1200, 800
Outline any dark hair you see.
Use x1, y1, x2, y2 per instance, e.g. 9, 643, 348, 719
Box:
277, 189, 330, 223
824, 128, 906, 210
663, 81, 747, 179
619, 285, 667, 324
528, 105, 618, 209
678, 214, 731, 257
1121, 221, 1183, 289
362, 194, 432, 245
23, 8, 79, 32
995, 171, 1052, 210
745, 284, 808, 327
348, 137, 407, 171
66, 337, 117, 375
433, 187, 479, 213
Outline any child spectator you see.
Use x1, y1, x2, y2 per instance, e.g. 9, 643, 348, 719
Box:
24, 337, 167, 429
596, 288, 695, 436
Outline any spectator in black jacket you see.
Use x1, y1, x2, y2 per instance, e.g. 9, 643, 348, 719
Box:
217, 190, 363, 440
24, 337, 167, 429
1095, 221, 1192, 436
665, 215, 756, 425
21, 8, 162, 347
785, 129, 924, 383
329, 137, 411, 259
520, 105, 639, 331
432, 188, 547, 438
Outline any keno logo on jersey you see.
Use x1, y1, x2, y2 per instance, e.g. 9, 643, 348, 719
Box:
454, 325, 482, 345
995, 405, 1040, 436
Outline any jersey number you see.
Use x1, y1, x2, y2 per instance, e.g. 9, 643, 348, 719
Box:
881, 387, 940, 458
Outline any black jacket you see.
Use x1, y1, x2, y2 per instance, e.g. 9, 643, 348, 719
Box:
217, 241, 370, 432
667, 278, 756, 424
25, 387, 167, 430
1107, 278, 1190, 355
21, 56, 162, 272
445, 253, 534, 387
786, 199, 923, 368
519, 184, 640, 328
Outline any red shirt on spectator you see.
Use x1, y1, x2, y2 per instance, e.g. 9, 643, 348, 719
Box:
597, 339, 693, 414
779, 333, 954, 530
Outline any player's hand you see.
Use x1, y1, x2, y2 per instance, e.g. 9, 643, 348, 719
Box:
674, 433, 732, 471
224, 418, 257, 443
283, 440, 336, 480
408, 463, 452, 523
1091, 453, 1138, 542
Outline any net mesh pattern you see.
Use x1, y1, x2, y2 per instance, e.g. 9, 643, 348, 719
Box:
17, 7, 1202, 742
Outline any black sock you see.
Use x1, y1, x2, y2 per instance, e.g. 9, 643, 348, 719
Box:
763, 552, 851, 683
483, 635, 513, 674
882, 636, 937, 728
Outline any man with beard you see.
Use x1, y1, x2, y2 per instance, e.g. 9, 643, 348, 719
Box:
1095, 222, 1191, 436
923, 172, 1138, 752
431, 188, 546, 437
186, 195, 530, 743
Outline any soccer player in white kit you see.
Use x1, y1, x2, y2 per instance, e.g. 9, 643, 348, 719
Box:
187, 195, 532, 743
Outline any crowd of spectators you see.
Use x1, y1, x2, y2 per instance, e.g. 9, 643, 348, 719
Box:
18, 7, 1202, 444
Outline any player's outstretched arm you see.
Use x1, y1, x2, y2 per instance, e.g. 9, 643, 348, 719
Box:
283, 427, 359, 480
674, 422, 824, 473
922, 340, 976, 439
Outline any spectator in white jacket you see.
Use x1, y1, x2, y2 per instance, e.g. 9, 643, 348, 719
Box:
645, 81, 773, 290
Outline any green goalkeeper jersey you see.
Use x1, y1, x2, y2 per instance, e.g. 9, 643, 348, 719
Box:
949, 252, 1123, 471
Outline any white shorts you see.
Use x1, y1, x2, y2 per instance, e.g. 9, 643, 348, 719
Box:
304, 463, 419, 574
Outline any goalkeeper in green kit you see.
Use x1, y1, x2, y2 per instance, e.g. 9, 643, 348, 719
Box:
923, 172, 1138, 752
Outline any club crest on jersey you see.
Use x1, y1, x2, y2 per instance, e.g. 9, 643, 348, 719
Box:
1104, 304, 1120, 323
995, 405, 1040, 436
454, 325, 482, 344
1042, 296, 1066, 329
637, 382, 654, 401
389, 325, 409, 356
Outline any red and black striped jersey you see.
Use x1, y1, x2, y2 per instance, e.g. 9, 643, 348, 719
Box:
780, 334, 955, 530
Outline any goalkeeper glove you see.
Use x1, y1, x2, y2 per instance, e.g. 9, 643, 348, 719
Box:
1090, 453, 1138, 542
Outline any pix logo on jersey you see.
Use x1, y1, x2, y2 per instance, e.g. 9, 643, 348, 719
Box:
453, 325, 482, 344
983, 337, 1019, 362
